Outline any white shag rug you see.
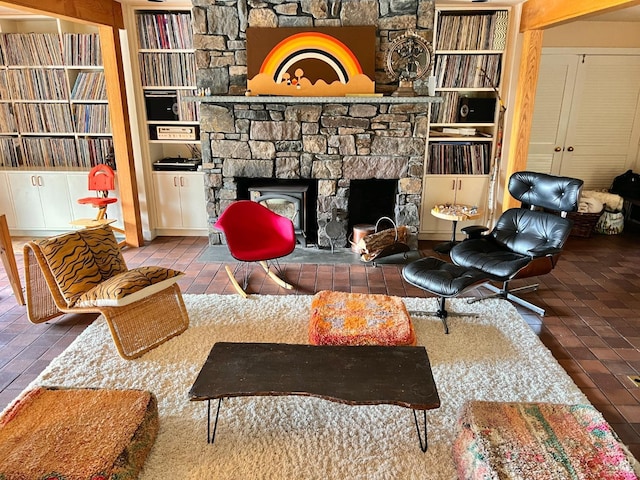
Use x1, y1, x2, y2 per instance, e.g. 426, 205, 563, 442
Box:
28, 294, 588, 479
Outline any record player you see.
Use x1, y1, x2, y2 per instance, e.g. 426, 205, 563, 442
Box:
152, 157, 202, 172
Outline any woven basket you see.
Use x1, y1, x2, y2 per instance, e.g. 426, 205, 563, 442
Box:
567, 210, 603, 238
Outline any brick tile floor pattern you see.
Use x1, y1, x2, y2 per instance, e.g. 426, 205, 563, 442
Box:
0, 232, 638, 459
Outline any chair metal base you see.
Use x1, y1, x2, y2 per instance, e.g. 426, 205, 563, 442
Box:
409, 297, 479, 334
467, 282, 546, 316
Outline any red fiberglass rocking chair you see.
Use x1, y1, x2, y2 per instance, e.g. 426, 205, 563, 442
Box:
214, 200, 296, 297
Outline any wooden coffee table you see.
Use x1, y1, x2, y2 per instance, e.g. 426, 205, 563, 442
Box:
189, 342, 440, 452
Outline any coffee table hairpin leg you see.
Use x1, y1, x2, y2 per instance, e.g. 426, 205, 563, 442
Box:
206, 397, 429, 451
413, 409, 429, 453
207, 398, 224, 444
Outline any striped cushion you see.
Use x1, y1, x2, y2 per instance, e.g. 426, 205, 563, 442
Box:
75, 266, 184, 307
80, 225, 127, 279
37, 232, 103, 306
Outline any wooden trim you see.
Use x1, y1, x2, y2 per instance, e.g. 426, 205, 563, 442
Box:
521, 0, 640, 31
0, 0, 124, 28
100, 24, 143, 247
503, 30, 544, 210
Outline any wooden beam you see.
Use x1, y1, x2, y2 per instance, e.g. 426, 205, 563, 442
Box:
502, 29, 544, 211
521, 0, 640, 31
99, 24, 144, 247
0, 0, 124, 28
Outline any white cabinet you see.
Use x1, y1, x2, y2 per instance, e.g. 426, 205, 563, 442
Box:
420, 175, 489, 237
527, 52, 640, 189
153, 172, 207, 232
6, 172, 73, 230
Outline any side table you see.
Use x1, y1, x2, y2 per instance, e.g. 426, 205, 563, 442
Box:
431, 205, 482, 254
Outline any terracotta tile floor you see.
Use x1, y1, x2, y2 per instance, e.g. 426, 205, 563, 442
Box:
0, 232, 639, 459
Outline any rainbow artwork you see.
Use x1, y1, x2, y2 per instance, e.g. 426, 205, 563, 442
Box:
246, 27, 376, 96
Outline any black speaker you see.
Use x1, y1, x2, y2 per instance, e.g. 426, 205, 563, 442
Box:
145, 91, 179, 121
457, 97, 496, 123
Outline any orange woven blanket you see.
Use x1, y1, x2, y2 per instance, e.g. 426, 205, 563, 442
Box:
309, 290, 416, 346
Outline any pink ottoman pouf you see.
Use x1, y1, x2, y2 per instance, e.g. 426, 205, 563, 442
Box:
453, 401, 639, 480
308, 290, 416, 346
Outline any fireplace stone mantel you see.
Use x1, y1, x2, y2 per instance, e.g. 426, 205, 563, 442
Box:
191, 95, 443, 105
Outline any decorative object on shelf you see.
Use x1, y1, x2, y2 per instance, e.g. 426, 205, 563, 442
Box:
385, 30, 433, 97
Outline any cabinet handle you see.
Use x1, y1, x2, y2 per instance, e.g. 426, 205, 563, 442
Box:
458, 179, 462, 190
173, 176, 178, 187
567, 146, 574, 152
31, 175, 37, 186
180, 177, 184, 187
37, 176, 43, 187
451, 180, 455, 190
554, 147, 562, 152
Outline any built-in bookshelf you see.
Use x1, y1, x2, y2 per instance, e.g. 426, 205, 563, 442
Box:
0, 16, 112, 170
129, 7, 200, 163
427, 8, 508, 174
421, 6, 511, 238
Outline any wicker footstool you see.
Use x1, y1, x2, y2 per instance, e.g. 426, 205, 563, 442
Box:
308, 290, 416, 346
0, 386, 158, 479
453, 401, 639, 480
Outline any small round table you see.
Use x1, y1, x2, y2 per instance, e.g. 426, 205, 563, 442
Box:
431, 205, 482, 254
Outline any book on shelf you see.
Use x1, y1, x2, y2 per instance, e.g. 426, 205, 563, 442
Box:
442, 127, 476, 136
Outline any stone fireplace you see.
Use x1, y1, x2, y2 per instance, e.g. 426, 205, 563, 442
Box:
192, 0, 436, 248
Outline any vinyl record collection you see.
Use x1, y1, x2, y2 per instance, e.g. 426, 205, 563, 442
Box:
0, 30, 111, 168
427, 142, 491, 175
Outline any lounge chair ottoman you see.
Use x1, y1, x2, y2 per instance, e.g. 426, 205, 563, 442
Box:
0, 386, 158, 480
453, 401, 639, 479
309, 290, 416, 346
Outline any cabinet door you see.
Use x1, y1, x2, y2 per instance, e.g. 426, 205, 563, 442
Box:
7, 173, 46, 229
560, 55, 640, 188
66, 172, 97, 220
526, 54, 577, 174
37, 173, 74, 229
454, 176, 489, 234
420, 175, 460, 233
176, 174, 207, 229
153, 172, 183, 229
0, 172, 16, 228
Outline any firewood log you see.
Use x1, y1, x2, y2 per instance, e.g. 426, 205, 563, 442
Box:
357, 226, 409, 261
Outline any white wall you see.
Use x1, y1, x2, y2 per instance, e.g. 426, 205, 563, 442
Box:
543, 21, 640, 48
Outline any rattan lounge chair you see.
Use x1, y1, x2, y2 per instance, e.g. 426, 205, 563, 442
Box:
24, 225, 189, 359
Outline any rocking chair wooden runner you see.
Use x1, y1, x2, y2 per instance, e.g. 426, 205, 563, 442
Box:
214, 200, 296, 297
24, 225, 189, 359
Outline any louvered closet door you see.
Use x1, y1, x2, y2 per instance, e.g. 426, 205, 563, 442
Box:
528, 52, 640, 190
526, 54, 577, 174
